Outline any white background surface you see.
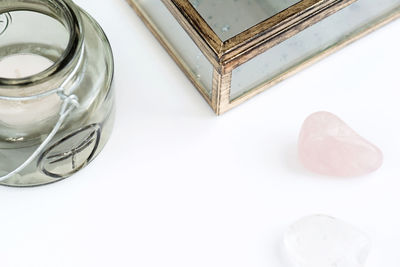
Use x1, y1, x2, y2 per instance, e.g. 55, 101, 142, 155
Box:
1, 1, 400, 266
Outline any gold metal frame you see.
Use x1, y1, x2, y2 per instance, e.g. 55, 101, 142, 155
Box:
127, 0, 400, 115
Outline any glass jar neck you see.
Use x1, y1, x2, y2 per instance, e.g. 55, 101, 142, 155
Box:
0, 0, 83, 96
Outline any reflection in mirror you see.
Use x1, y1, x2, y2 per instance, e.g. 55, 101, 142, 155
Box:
129, 0, 214, 97
230, 0, 400, 100
189, 0, 301, 40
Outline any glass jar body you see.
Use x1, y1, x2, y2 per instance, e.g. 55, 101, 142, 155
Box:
0, 0, 114, 187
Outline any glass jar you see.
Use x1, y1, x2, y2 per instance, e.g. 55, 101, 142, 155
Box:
0, 0, 115, 187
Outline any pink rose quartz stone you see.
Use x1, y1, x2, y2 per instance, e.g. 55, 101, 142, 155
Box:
298, 112, 383, 177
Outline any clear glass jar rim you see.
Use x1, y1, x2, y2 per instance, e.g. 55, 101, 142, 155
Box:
0, 0, 83, 87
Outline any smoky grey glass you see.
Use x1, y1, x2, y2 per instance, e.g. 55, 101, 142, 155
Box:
0, 0, 114, 187
189, 0, 301, 41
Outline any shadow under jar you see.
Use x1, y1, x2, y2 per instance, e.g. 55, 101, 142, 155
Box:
0, 0, 114, 187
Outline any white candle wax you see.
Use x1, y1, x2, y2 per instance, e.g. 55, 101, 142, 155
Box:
0, 54, 62, 127
0, 54, 54, 79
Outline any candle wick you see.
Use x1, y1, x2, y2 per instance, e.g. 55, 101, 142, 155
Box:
14, 69, 21, 79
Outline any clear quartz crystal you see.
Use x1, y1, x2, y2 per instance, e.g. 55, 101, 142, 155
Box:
284, 215, 370, 267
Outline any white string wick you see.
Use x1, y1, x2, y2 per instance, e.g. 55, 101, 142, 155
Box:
0, 46, 84, 183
